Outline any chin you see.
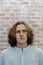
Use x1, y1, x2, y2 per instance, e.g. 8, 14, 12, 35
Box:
19, 41, 25, 43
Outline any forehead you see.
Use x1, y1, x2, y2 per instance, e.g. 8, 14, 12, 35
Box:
16, 24, 26, 30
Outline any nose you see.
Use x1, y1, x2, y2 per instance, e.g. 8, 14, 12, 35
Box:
20, 31, 23, 35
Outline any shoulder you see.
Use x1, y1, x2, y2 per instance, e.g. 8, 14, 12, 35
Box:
1, 47, 16, 56
30, 45, 43, 54
1, 47, 11, 53
32, 46, 43, 54
1, 48, 10, 57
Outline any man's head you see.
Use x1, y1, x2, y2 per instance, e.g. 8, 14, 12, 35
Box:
8, 21, 34, 47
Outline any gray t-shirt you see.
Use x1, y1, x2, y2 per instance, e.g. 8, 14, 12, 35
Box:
1, 45, 43, 65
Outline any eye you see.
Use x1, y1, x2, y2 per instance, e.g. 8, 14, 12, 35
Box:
16, 30, 27, 34
16, 30, 20, 33
22, 30, 27, 33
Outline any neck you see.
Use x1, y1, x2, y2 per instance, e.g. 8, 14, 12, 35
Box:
17, 42, 28, 48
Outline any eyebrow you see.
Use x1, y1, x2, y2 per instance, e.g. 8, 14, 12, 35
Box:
16, 29, 27, 33
16, 29, 26, 31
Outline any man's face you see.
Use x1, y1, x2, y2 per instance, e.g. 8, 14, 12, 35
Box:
16, 24, 27, 44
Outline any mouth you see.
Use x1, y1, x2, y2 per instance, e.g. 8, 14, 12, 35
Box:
20, 37, 24, 40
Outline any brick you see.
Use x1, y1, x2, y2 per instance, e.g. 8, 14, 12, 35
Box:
0, 0, 43, 52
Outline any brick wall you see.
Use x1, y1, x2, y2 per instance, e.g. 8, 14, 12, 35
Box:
0, 0, 43, 52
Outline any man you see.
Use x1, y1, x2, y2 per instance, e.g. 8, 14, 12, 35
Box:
1, 21, 43, 65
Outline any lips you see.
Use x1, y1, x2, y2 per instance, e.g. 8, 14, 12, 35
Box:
20, 37, 24, 39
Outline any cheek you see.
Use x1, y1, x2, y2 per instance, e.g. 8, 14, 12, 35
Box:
24, 34, 27, 40
26, 34, 28, 40
16, 34, 19, 39
24, 33, 27, 37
